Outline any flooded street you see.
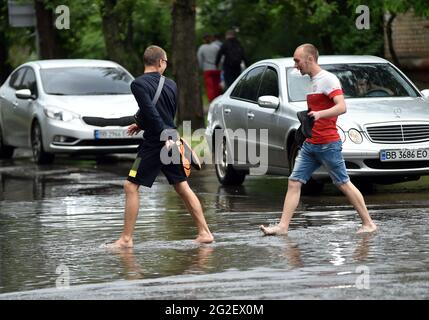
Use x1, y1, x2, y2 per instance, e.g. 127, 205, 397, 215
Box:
1, 151, 429, 299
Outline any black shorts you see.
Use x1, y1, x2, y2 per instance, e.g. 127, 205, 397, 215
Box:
127, 142, 187, 188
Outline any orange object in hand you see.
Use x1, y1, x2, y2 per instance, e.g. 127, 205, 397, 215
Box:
175, 138, 201, 177
178, 141, 191, 177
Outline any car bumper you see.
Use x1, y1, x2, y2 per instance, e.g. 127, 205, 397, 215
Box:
43, 119, 142, 154
314, 143, 429, 179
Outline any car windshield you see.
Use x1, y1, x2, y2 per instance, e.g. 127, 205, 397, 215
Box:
40, 67, 133, 95
287, 63, 419, 102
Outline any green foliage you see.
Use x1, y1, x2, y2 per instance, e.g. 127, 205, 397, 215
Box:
2, 0, 171, 71
197, 0, 297, 60
56, 0, 106, 59
197, 0, 387, 63
3, 0, 427, 74
383, 0, 429, 17
304, 0, 339, 24
96, 0, 171, 74
345, 0, 429, 17
0, 0, 37, 68
131, 0, 172, 64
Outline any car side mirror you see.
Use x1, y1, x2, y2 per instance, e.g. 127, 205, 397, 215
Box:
15, 89, 34, 100
421, 89, 429, 98
258, 95, 279, 109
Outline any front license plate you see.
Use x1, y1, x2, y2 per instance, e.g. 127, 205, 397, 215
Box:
94, 129, 129, 139
380, 149, 429, 162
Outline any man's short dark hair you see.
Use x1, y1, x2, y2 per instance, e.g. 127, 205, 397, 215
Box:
143, 45, 166, 66
299, 43, 319, 62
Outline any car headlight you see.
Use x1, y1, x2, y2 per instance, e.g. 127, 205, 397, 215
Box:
348, 128, 363, 144
44, 107, 79, 122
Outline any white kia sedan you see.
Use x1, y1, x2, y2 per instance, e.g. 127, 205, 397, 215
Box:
205, 55, 429, 192
0, 59, 141, 164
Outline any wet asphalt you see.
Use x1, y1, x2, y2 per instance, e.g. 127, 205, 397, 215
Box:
0, 150, 429, 299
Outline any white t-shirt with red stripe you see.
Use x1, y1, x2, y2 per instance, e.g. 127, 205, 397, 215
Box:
306, 69, 343, 144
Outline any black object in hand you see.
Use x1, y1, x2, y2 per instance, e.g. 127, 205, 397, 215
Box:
295, 110, 315, 147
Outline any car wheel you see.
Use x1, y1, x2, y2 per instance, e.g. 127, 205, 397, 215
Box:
31, 122, 55, 164
214, 131, 246, 186
289, 140, 324, 195
0, 124, 15, 159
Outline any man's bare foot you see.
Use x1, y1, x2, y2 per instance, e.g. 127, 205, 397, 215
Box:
104, 238, 134, 249
356, 223, 377, 234
260, 224, 288, 236
194, 232, 214, 244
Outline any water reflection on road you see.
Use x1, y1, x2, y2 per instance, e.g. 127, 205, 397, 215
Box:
1, 155, 429, 299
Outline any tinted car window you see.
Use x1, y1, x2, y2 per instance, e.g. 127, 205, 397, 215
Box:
258, 67, 279, 98
9, 68, 27, 89
236, 66, 265, 102
21, 68, 38, 96
230, 75, 246, 98
330, 64, 418, 98
287, 63, 419, 102
40, 67, 133, 95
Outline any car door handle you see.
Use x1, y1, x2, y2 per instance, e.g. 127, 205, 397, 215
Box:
13, 101, 18, 107
0, 94, 5, 99
224, 108, 232, 115
247, 112, 255, 120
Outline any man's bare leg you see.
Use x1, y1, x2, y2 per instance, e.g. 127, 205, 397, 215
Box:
260, 180, 303, 235
174, 181, 214, 243
107, 180, 140, 248
337, 181, 377, 233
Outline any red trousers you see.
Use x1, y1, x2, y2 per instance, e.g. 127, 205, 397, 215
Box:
203, 70, 221, 102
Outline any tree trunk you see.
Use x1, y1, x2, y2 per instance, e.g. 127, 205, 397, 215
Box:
0, 33, 11, 84
100, 0, 141, 75
320, 34, 334, 55
0, 3, 11, 84
34, 0, 58, 59
100, 0, 122, 61
386, 12, 400, 67
171, 0, 204, 129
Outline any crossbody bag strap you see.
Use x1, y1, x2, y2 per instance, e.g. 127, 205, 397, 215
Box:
132, 75, 165, 127
151, 75, 165, 106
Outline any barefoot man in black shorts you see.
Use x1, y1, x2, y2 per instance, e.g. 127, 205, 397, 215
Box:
108, 45, 213, 248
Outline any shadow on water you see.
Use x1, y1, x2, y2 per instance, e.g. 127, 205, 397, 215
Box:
1, 159, 429, 299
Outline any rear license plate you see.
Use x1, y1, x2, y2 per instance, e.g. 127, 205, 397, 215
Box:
94, 129, 129, 139
380, 149, 429, 162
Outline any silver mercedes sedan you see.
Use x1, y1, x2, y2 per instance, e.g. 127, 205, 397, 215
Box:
0, 59, 141, 164
205, 55, 429, 191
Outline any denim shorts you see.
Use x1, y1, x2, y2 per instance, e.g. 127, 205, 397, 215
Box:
289, 140, 350, 185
